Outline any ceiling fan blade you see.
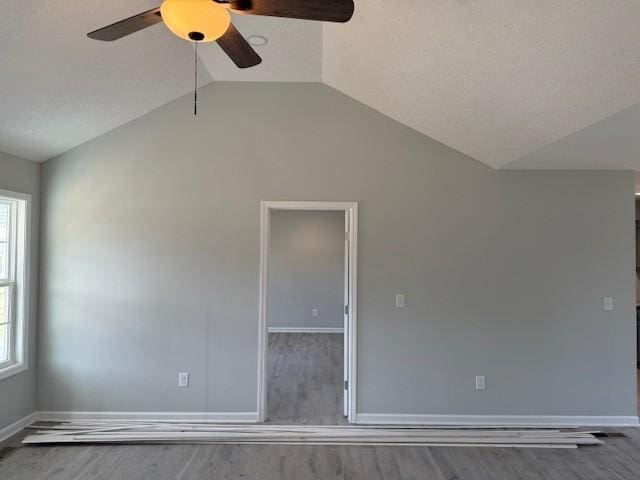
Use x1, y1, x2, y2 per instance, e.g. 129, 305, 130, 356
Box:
87, 7, 163, 41
227, 0, 354, 22
216, 24, 262, 68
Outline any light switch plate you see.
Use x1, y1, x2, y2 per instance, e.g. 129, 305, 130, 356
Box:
178, 372, 190, 387
475, 376, 486, 391
395, 294, 405, 308
604, 297, 614, 311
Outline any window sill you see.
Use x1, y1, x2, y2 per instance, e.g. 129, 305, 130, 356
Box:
0, 361, 27, 381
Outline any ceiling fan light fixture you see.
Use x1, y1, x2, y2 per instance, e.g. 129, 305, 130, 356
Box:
160, 0, 230, 42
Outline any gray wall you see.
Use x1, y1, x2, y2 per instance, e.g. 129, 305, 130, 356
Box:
0, 152, 39, 431
38, 82, 636, 417
268, 210, 344, 330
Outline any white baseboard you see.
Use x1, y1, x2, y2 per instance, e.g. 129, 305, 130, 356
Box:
38, 411, 259, 423
268, 327, 344, 333
356, 413, 640, 427
0, 412, 39, 443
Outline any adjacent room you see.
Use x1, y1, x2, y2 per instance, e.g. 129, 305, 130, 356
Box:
266, 208, 348, 425
1, 1, 640, 478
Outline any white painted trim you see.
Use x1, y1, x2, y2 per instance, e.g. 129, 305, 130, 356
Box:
0, 411, 38, 443
0, 361, 28, 382
258, 201, 358, 424
38, 411, 259, 423
262, 201, 358, 211
268, 327, 344, 333
348, 204, 358, 424
356, 413, 640, 427
257, 202, 269, 423
0, 189, 31, 383
343, 210, 350, 417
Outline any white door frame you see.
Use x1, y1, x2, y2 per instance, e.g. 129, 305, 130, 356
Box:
257, 201, 358, 423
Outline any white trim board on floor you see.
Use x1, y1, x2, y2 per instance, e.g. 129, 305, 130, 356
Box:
4, 411, 639, 441
38, 411, 259, 423
0, 412, 39, 443
356, 413, 640, 427
268, 327, 344, 333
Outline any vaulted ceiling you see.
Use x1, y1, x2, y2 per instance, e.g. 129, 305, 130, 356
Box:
3, 0, 640, 171
0, 0, 322, 161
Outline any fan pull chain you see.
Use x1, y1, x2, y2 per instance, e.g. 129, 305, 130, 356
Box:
194, 41, 198, 116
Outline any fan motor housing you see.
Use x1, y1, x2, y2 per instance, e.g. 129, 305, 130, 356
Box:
188, 32, 205, 41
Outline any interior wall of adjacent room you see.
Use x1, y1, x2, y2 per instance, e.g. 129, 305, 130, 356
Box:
268, 210, 344, 330
0, 152, 39, 431
38, 82, 636, 417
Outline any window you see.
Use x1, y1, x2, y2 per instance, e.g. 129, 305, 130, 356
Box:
0, 190, 29, 380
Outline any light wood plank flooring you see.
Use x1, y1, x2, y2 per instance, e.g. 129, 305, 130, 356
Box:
2, 428, 640, 479
267, 333, 347, 425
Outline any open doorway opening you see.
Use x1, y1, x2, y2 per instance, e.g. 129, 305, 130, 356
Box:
267, 209, 345, 424
257, 202, 358, 424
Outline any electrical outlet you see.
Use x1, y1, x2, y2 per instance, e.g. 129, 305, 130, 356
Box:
178, 372, 190, 387
312, 308, 319, 317
604, 297, 614, 311
475, 376, 486, 391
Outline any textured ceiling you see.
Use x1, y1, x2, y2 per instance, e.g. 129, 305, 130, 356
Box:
0, 1, 321, 162
197, 16, 321, 82
323, 0, 640, 169
3, 1, 640, 169
505, 102, 640, 170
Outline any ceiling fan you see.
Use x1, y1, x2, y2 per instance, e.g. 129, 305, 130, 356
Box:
87, 0, 355, 69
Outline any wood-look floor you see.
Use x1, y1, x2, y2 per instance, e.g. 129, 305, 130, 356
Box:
3, 428, 640, 479
267, 333, 347, 425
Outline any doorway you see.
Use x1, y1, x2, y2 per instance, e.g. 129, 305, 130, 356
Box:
257, 201, 358, 424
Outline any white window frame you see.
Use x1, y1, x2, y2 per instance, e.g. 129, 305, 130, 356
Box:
0, 189, 30, 381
